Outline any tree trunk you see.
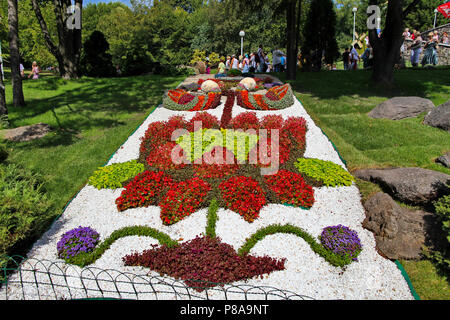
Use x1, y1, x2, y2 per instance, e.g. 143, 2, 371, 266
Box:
7, 0, 25, 107
0, 72, 6, 117
369, 0, 405, 86
31, 0, 82, 79
286, 0, 299, 80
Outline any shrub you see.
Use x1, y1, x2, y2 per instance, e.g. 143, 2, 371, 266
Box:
0, 163, 53, 260
123, 235, 285, 291
227, 69, 242, 77
57, 226, 100, 260
88, 160, 145, 190
294, 158, 355, 187
282, 116, 307, 149
320, 225, 362, 263
159, 177, 211, 225
116, 171, 174, 212
434, 194, 450, 242
264, 170, 315, 208
0, 143, 7, 163
218, 176, 266, 222
81, 31, 115, 77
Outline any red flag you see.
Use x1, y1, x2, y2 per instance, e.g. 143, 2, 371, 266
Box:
437, 1, 450, 18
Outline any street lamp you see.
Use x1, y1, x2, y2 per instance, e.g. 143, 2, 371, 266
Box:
434, 9, 438, 29
352, 7, 358, 43
239, 30, 245, 57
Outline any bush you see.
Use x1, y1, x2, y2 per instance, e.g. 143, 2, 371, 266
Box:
434, 194, 450, 243
57, 226, 100, 260
0, 163, 53, 260
227, 69, 242, 77
88, 160, 145, 190
294, 158, 355, 187
81, 31, 115, 77
0, 143, 7, 163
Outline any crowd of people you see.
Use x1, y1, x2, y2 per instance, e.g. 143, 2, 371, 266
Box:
340, 27, 448, 70
215, 45, 287, 78
402, 28, 448, 67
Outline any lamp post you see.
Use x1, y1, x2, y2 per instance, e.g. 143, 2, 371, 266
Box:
239, 30, 245, 57
434, 9, 438, 29
352, 7, 358, 43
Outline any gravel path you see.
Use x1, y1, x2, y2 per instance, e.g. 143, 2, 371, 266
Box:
0, 94, 414, 300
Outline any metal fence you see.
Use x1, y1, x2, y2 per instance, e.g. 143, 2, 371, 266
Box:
0, 256, 314, 300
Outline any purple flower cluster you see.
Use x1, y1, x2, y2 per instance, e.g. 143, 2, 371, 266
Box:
320, 225, 362, 262
57, 226, 100, 260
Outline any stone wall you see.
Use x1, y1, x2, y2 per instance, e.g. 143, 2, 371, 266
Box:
401, 23, 450, 66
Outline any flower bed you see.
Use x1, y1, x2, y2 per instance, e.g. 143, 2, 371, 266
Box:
236, 84, 295, 110
162, 88, 222, 111
1, 84, 414, 301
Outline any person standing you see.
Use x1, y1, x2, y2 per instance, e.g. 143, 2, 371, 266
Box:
231, 54, 239, 70
242, 54, 250, 75
28, 61, 40, 79
442, 32, 449, 44
350, 45, 359, 70
280, 54, 286, 72
342, 48, 350, 70
257, 45, 266, 73
19, 62, 25, 78
215, 57, 227, 78
272, 48, 284, 72
409, 30, 423, 67
421, 32, 438, 67
225, 56, 231, 70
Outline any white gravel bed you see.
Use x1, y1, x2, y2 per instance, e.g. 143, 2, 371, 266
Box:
0, 95, 414, 300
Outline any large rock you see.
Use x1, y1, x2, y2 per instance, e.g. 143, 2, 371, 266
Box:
423, 100, 450, 132
354, 167, 450, 205
363, 192, 434, 260
1, 123, 53, 142
368, 97, 435, 120
193, 61, 206, 74
436, 151, 450, 168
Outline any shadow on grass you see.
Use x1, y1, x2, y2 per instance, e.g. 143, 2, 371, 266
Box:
7, 74, 183, 149
280, 67, 450, 101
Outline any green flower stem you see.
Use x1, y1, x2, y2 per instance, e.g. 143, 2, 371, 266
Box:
238, 224, 351, 268
206, 198, 219, 238
64, 226, 178, 267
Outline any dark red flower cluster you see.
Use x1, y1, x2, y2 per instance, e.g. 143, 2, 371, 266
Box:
264, 170, 315, 208
220, 91, 235, 128
218, 176, 266, 222
123, 236, 286, 291
159, 177, 211, 225
116, 171, 174, 212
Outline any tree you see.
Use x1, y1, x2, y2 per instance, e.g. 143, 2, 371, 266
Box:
368, 0, 421, 86
404, 0, 447, 32
31, 0, 83, 79
80, 30, 114, 77
8, 0, 25, 107
302, 0, 339, 71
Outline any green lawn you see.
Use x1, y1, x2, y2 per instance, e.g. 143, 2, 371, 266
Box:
1, 67, 449, 299
3, 73, 185, 211
276, 67, 450, 300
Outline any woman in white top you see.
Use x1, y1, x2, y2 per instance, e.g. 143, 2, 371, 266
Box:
231, 55, 239, 69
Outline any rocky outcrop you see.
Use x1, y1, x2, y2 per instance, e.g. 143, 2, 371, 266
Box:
423, 100, 450, 132
363, 192, 435, 260
1, 123, 53, 142
368, 97, 435, 120
436, 151, 450, 168
354, 167, 450, 205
